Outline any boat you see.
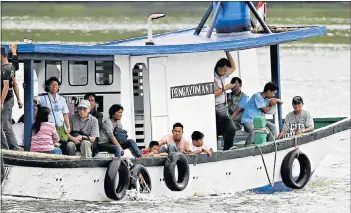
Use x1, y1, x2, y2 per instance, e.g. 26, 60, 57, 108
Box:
1, 1, 350, 201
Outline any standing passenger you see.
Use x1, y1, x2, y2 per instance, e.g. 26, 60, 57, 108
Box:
34, 77, 71, 153
214, 52, 237, 150
1, 45, 22, 150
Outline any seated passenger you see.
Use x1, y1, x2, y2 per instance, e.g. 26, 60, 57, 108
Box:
241, 82, 283, 146
159, 122, 191, 155
66, 100, 99, 158
30, 105, 62, 155
142, 141, 168, 157
190, 131, 213, 157
227, 77, 249, 131
84, 93, 103, 129
98, 104, 142, 158
278, 96, 314, 139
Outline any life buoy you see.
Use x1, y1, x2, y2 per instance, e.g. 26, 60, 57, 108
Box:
164, 152, 190, 191
129, 164, 152, 193
104, 158, 130, 200
1, 157, 4, 183
281, 149, 311, 189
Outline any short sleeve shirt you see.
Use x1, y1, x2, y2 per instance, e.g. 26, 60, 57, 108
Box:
99, 119, 123, 144
38, 93, 69, 127
241, 92, 268, 124
160, 134, 190, 153
1, 64, 15, 101
214, 70, 231, 105
282, 110, 314, 138
69, 113, 99, 138
228, 91, 249, 122
190, 143, 210, 152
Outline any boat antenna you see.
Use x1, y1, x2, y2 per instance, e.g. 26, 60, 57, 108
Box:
145, 13, 166, 45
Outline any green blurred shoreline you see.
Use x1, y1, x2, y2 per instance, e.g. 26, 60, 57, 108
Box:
1, 2, 350, 43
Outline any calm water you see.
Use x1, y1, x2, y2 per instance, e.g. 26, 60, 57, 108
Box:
1, 43, 350, 212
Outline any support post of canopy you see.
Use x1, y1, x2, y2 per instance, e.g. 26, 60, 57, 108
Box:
206, 2, 222, 38
194, 2, 213, 35
23, 60, 34, 151
270, 45, 283, 132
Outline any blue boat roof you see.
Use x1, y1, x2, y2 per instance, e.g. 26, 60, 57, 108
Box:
4, 26, 326, 58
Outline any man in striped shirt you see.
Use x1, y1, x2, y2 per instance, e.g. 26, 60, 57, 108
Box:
66, 100, 99, 158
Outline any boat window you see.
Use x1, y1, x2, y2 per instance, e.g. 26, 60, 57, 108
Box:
45, 61, 62, 82
68, 61, 88, 86
95, 61, 113, 85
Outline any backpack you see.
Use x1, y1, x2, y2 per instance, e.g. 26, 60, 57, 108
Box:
114, 127, 128, 144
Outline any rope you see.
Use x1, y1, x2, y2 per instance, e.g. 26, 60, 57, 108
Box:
138, 173, 151, 193
254, 127, 278, 187
294, 137, 300, 158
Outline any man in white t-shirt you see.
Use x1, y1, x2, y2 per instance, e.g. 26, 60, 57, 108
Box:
190, 131, 213, 157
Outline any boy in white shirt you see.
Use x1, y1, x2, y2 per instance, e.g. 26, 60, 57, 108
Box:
190, 131, 213, 157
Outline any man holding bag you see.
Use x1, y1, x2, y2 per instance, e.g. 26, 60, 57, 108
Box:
66, 100, 99, 158
214, 51, 236, 151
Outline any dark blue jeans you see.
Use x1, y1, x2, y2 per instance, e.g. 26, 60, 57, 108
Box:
99, 139, 142, 157
99, 142, 122, 157
38, 147, 62, 155
121, 139, 142, 157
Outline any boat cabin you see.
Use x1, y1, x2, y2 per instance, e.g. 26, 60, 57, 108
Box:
3, 2, 326, 151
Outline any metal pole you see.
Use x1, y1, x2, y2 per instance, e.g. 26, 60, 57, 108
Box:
206, 2, 222, 39
23, 60, 34, 151
246, 1, 271, 34
270, 45, 283, 132
194, 3, 213, 35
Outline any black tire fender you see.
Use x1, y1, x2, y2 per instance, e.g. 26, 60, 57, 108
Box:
164, 152, 190, 191
281, 149, 312, 189
104, 158, 130, 200
129, 164, 152, 192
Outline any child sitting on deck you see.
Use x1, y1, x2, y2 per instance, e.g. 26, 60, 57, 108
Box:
30, 105, 62, 155
142, 141, 168, 157
191, 131, 213, 157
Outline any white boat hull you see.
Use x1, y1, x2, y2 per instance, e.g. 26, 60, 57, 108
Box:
2, 127, 349, 201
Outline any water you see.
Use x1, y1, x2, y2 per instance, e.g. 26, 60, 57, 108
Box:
2, 16, 350, 31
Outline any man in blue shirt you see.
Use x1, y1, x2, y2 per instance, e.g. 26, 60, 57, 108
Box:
241, 82, 283, 146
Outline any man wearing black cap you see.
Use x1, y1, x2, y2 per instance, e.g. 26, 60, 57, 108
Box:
1, 44, 22, 150
278, 96, 314, 139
